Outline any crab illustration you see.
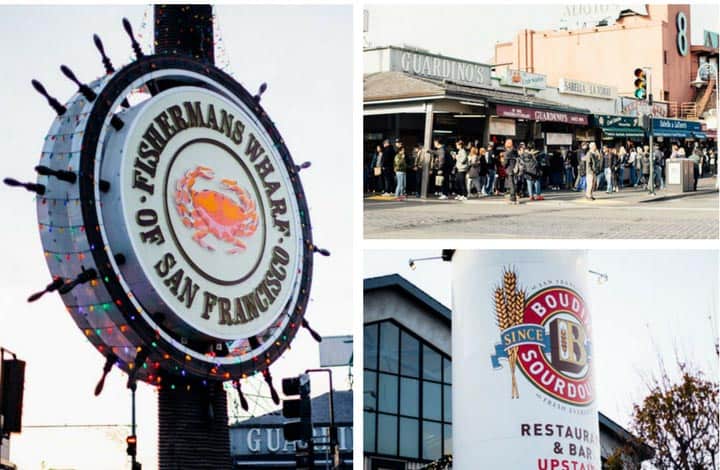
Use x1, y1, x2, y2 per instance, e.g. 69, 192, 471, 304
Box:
174, 165, 259, 254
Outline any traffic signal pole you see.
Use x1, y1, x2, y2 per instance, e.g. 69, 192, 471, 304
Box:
648, 68, 655, 195
305, 369, 340, 469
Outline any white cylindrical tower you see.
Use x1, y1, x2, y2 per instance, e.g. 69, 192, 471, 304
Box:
451, 250, 600, 469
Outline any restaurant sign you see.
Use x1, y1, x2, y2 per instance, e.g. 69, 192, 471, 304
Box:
389, 47, 492, 88
559, 78, 615, 100
620, 97, 668, 117
653, 118, 702, 135
496, 104, 588, 125
595, 114, 640, 129
501, 69, 547, 90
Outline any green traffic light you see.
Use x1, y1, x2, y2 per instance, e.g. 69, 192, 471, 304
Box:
634, 88, 646, 99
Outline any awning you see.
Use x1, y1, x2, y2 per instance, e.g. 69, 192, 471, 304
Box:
652, 118, 704, 139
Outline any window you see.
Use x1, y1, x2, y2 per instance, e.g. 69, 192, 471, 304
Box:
422, 421, 442, 461
378, 373, 398, 413
364, 370, 377, 411
364, 411, 376, 452
443, 357, 452, 384
400, 377, 419, 417
377, 414, 398, 455
423, 382, 442, 421
399, 418, 419, 458
364, 320, 452, 461
664, 50, 668, 64
379, 322, 399, 373
364, 324, 378, 370
400, 332, 420, 377
423, 345, 442, 381
443, 385, 452, 422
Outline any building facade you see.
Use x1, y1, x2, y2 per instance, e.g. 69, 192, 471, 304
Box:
364, 274, 653, 469
231, 391, 353, 468
494, 4, 718, 121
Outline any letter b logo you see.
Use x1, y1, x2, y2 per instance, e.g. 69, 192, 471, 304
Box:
549, 318, 587, 374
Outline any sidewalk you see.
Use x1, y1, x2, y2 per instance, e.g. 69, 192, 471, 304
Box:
365, 176, 718, 207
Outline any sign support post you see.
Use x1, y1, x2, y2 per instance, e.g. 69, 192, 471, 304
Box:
647, 68, 655, 195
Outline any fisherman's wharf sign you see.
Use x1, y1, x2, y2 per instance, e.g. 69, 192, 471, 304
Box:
106, 88, 302, 340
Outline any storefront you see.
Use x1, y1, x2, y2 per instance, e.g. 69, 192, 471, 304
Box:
230, 392, 353, 468
364, 47, 591, 155
364, 274, 653, 470
491, 102, 589, 152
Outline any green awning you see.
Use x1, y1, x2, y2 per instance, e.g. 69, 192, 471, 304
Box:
602, 127, 644, 138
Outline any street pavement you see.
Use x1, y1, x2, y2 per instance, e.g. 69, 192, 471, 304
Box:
364, 178, 719, 239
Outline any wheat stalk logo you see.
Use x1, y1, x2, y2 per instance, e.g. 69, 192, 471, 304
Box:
494, 269, 526, 399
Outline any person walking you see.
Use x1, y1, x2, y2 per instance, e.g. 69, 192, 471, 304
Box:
585, 142, 602, 200
432, 138, 451, 199
653, 144, 665, 190
370, 145, 383, 193
393, 141, 407, 199
467, 147, 482, 198
689, 145, 701, 191
563, 148, 575, 190
454, 140, 469, 200
504, 139, 520, 205
380, 139, 396, 196
628, 145, 637, 188
523, 149, 543, 200
484, 143, 497, 196
602, 146, 615, 193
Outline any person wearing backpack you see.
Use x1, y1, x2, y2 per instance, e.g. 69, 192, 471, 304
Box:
585, 142, 601, 200
523, 149, 543, 200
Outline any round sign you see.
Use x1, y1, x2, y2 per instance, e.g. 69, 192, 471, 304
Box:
34, 55, 314, 383
101, 86, 302, 341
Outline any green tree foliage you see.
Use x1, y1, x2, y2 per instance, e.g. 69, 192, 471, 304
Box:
631, 366, 719, 470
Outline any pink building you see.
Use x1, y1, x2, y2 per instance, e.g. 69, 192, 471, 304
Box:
495, 5, 717, 120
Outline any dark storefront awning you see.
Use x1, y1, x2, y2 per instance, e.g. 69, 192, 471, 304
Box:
652, 118, 705, 139
594, 114, 644, 138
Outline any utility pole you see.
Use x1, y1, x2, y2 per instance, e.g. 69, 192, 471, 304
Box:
647, 67, 655, 195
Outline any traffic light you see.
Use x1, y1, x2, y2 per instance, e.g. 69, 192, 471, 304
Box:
282, 373, 312, 442
126, 435, 137, 457
634, 68, 647, 100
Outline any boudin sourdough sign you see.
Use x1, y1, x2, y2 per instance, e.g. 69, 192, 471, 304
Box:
450, 250, 600, 469
105, 87, 301, 340
20, 53, 314, 390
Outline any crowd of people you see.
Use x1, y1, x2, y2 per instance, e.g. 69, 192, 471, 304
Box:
365, 137, 717, 203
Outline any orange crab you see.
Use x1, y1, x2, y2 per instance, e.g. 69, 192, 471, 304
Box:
174, 165, 258, 254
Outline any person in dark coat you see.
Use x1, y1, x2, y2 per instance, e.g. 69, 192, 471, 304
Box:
503, 138, 520, 205
381, 139, 396, 196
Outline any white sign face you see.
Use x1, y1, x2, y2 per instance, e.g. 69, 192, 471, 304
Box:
559, 78, 615, 100
489, 118, 517, 136
110, 87, 301, 340
668, 163, 682, 185
501, 69, 548, 90
451, 250, 600, 469
546, 132, 574, 146
388, 48, 492, 88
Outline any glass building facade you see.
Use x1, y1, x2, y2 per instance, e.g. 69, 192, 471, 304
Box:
364, 319, 452, 463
